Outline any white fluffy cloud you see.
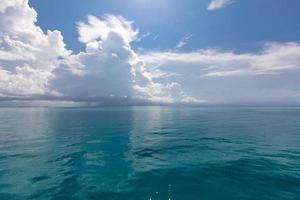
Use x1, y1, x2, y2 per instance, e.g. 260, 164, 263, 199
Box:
49, 14, 198, 103
0, 0, 69, 96
77, 15, 138, 46
207, 0, 235, 11
50, 15, 137, 99
0, 0, 198, 103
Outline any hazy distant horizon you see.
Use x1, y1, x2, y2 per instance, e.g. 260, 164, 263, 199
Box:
1, 99, 300, 108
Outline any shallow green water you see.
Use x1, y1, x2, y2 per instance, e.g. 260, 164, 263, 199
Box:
0, 107, 300, 200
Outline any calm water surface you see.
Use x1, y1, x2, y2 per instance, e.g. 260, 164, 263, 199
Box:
0, 107, 300, 200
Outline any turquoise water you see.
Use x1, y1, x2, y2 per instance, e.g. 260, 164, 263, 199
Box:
0, 107, 300, 200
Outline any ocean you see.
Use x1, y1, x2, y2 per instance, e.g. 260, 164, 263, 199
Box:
0, 107, 299, 200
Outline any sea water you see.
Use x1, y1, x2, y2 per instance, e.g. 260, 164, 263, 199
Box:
0, 107, 300, 200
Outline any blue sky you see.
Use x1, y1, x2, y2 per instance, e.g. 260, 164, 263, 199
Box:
1, 0, 300, 105
30, 0, 300, 53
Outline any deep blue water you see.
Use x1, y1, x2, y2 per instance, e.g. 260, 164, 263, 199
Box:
0, 107, 300, 200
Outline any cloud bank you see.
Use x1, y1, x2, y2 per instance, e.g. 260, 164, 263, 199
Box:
0, 0, 198, 104
0, 0, 300, 105
140, 43, 300, 104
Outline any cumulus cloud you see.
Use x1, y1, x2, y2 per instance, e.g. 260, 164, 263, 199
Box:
50, 15, 137, 99
77, 15, 138, 46
207, 0, 235, 11
49, 14, 198, 103
0, 0, 198, 103
0, 0, 69, 97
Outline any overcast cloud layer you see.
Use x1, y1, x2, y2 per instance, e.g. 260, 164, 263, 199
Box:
0, 0, 300, 105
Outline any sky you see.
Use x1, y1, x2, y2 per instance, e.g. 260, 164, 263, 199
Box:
0, 0, 300, 105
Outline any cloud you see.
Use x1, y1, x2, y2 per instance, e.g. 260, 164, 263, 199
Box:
140, 42, 300, 104
0, 0, 23, 12
77, 15, 138, 46
1, 0, 300, 105
176, 34, 192, 49
0, 0, 198, 103
50, 15, 137, 99
207, 0, 235, 11
141, 42, 300, 78
136, 32, 151, 42
50, 14, 198, 103
0, 0, 70, 97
